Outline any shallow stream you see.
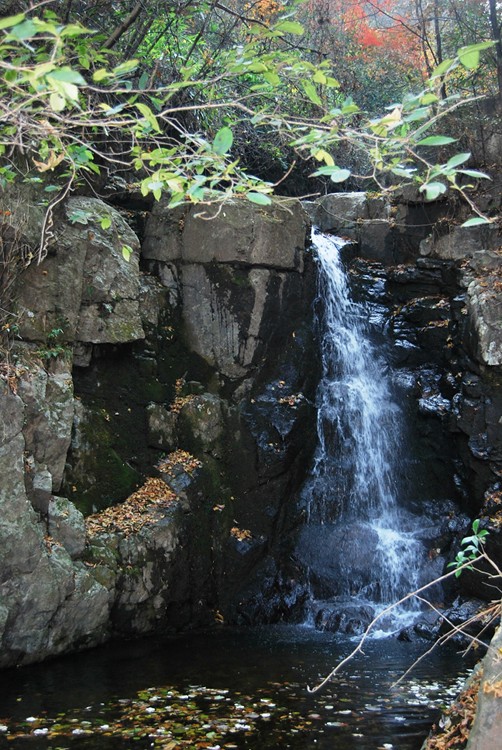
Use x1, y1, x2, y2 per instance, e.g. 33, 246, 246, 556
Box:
0, 625, 475, 750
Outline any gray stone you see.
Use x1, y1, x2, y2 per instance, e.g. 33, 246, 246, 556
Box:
178, 393, 229, 458
142, 204, 188, 262
46, 563, 112, 654
77, 298, 144, 343
466, 623, 502, 750
139, 275, 167, 328
48, 497, 86, 559
17, 361, 74, 491
466, 275, 502, 366
144, 198, 309, 270
358, 219, 395, 263
419, 225, 499, 261
15, 195, 144, 345
30, 468, 53, 514
313, 192, 369, 236
146, 403, 178, 450
181, 263, 248, 377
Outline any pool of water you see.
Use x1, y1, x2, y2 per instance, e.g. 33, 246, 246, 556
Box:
0, 625, 475, 749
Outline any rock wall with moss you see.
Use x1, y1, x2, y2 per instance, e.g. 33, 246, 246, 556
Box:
0, 189, 317, 667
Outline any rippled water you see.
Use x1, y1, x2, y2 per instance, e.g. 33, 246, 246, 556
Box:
0, 625, 475, 750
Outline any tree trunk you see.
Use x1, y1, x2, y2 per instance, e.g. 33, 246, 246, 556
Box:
103, 1, 143, 50
488, 0, 502, 103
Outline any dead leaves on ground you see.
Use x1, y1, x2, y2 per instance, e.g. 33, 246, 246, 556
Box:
423, 669, 481, 750
86, 477, 177, 538
158, 449, 201, 476
85, 450, 201, 538
230, 526, 252, 542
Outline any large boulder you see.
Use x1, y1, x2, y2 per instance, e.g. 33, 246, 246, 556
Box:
16, 196, 144, 344
143, 198, 309, 270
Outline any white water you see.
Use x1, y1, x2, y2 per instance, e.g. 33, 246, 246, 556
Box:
299, 231, 426, 632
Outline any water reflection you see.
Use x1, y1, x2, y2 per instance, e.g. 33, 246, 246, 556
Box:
0, 625, 474, 750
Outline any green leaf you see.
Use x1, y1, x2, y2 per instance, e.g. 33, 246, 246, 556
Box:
6, 18, 37, 41
311, 165, 351, 182
68, 208, 90, 225
457, 169, 491, 180
49, 92, 66, 112
212, 127, 233, 155
313, 70, 327, 84
430, 57, 455, 79
122, 244, 133, 261
420, 92, 438, 105
274, 20, 304, 35
100, 216, 112, 230
49, 67, 86, 85
0, 13, 25, 31
93, 68, 109, 82
47, 75, 79, 101
263, 71, 280, 86
445, 152, 471, 169
458, 41, 494, 70
329, 168, 351, 183
113, 59, 139, 77
135, 103, 161, 133
417, 136, 456, 147
303, 81, 322, 106
419, 182, 447, 201
461, 217, 491, 227
246, 192, 272, 205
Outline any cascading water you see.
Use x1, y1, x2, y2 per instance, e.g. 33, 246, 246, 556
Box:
297, 230, 430, 635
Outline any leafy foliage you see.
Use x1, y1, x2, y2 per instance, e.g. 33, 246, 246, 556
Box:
448, 519, 489, 578
0, 4, 496, 224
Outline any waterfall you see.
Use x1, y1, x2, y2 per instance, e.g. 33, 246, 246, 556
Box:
297, 230, 426, 634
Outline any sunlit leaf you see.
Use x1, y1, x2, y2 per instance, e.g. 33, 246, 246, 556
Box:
303, 81, 322, 106
212, 126, 233, 155
458, 41, 494, 70
419, 182, 447, 201
461, 217, 491, 227
0, 13, 25, 31
274, 20, 304, 35
6, 18, 37, 41
246, 192, 272, 205
445, 152, 471, 169
417, 136, 456, 147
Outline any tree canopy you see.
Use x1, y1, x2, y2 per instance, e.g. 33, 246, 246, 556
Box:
0, 0, 499, 227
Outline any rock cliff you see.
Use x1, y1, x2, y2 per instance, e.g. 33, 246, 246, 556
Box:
0, 190, 317, 666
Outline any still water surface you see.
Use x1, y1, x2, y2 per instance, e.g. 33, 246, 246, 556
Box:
0, 625, 474, 750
